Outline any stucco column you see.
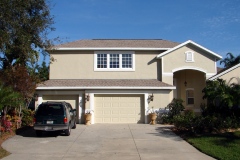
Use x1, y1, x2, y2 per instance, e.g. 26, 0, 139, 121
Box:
37, 94, 43, 109
144, 93, 149, 124
78, 94, 83, 124
89, 93, 94, 124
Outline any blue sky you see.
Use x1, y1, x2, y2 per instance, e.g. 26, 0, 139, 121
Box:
48, 0, 240, 66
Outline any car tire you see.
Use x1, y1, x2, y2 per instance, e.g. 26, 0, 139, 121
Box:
36, 130, 42, 137
72, 120, 76, 129
65, 125, 71, 136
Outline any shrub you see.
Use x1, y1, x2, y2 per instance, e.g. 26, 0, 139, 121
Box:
21, 109, 34, 127
161, 98, 185, 124
173, 110, 196, 132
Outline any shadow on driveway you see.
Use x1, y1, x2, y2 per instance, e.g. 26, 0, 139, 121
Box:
147, 125, 183, 141
16, 126, 62, 138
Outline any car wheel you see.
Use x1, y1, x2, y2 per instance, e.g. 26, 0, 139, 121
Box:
65, 125, 71, 136
36, 130, 42, 137
72, 120, 76, 129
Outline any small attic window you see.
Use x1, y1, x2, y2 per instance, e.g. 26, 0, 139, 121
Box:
185, 51, 194, 62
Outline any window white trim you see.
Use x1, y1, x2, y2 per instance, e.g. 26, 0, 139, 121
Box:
185, 51, 194, 62
94, 51, 135, 71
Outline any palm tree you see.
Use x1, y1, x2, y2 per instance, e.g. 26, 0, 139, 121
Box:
202, 79, 234, 108
220, 53, 240, 68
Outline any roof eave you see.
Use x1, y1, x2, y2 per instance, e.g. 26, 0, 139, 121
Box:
208, 63, 240, 80
36, 86, 176, 90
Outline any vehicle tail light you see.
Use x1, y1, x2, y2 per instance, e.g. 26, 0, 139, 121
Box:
64, 117, 67, 124
33, 118, 36, 124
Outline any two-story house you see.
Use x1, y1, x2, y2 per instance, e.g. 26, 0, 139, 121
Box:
36, 39, 222, 124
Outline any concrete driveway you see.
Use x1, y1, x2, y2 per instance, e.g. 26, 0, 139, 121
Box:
2, 124, 214, 160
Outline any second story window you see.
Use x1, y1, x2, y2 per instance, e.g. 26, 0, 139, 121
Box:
94, 51, 135, 71
122, 54, 132, 68
110, 54, 119, 68
97, 54, 107, 68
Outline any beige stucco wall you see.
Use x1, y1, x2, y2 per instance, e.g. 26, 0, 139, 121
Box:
148, 90, 172, 110
162, 45, 216, 74
50, 50, 162, 79
217, 67, 240, 85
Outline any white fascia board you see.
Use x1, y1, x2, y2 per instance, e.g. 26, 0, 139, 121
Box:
156, 40, 222, 60
54, 47, 171, 51
36, 86, 176, 90
208, 63, 240, 80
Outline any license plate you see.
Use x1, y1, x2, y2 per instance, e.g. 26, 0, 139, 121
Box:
45, 126, 53, 130
46, 121, 53, 124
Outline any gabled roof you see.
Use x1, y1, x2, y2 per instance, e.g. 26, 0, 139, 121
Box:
53, 39, 179, 51
36, 79, 175, 90
156, 40, 222, 60
208, 63, 240, 80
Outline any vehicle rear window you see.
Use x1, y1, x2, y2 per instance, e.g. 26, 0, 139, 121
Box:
36, 104, 64, 116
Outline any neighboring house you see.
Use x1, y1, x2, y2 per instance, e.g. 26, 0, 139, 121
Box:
36, 39, 222, 124
209, 63, 240, 85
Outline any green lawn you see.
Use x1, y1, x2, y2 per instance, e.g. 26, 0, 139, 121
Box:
186, 131, 240, 160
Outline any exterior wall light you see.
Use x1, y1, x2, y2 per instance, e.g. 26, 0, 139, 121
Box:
147, 93, 154, 103
85, 94, 90, 103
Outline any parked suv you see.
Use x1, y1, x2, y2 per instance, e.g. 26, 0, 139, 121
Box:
34, 101, 77, 136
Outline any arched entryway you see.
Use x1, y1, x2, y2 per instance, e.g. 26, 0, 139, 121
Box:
173, 69, 206, 113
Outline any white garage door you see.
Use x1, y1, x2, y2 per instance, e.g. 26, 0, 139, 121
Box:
94, 95, 144, 123
42, 95, 78, 109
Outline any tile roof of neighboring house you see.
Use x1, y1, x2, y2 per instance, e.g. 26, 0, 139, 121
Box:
209, 63, 240, 80
37, 79, 175, 90
53, 39, 179, 49
217, 67, 224, 73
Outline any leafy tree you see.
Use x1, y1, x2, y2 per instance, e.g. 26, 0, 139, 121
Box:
220, 53, 240, 68
36, 58, 49, 82
27, 56, 49, 82
0, 0, 55, 69
0, 65, 36, 107
38, 61, 49, 81
0, 0, 55, 111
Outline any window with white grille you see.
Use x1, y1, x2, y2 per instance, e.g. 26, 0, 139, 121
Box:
94, 51, 135, 71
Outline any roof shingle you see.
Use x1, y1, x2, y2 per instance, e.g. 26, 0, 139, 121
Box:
54, 39, 179, 49
37, 79, 173, 89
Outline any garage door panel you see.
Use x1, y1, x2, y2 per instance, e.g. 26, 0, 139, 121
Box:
95, 94, 143, 123
112, 103, 119, 107
104, 110, 111, 115
112, 110, 119, 115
